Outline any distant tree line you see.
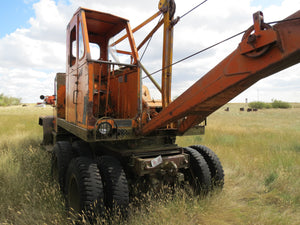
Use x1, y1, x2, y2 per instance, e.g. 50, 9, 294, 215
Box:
248, 99, 291, 109
0, 93, 21, 106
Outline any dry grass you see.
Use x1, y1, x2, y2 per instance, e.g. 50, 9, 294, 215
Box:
0, 104, 299, 224
176, 103, 300, 225
0, 105, 66, 225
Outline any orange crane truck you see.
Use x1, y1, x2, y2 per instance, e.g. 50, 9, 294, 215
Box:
39, 0, 300, 215
39, 95, 55, 105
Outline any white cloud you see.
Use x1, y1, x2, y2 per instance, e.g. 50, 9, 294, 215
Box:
28, 0, 67, 43
0, 67, 55, 103
0, 0, 300, 104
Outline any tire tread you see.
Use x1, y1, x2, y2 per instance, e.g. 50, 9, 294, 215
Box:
184, 147, 211, 194
190, 145, 224, 188
97, 155, 129, 212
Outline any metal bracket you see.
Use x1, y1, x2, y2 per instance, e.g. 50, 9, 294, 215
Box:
239, 11, 278, 57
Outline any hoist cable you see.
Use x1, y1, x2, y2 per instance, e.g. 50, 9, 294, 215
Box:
140, 35, 153, 61
142, 16, 300, 79
267, 16, 300, 25
180, 0, 209, 19
143, 29, 246, 79
140, 15, 163, 61
140, 0, 209, 61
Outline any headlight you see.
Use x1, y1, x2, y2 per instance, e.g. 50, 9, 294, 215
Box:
98, 122, 112, 135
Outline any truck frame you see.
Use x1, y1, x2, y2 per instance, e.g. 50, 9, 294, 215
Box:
39, 0, 300, 216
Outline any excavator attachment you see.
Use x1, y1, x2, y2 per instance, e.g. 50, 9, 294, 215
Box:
141, 10, 300, 135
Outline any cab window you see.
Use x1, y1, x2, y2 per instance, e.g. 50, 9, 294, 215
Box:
90, 43, 100, 60
78, 22, 84, 59
70, 26, 76, 66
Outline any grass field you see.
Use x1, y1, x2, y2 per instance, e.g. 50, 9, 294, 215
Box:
0, 104, 299, 224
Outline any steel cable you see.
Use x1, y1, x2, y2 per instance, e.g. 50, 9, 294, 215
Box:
140, 15, 163, 61
143, 29, 246, 79
142, 16, 300, 79
140, 0, 208, 62
180, 0, 209, 19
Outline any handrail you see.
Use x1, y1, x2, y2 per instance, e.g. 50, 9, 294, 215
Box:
87, 59, 137, 67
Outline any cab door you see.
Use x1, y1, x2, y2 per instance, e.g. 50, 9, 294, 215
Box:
66, 11, 90, 126
66, 16, 78, 124
75, 19, 89, 126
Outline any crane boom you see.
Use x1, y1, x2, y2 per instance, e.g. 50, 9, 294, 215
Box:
141, 10, 300, 135
39, 2, 300, 216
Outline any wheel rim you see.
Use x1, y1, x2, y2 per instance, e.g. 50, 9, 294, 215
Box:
68, 174, 80, 213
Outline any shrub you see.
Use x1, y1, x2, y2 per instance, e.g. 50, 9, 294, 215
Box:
248, 100, 291, 109
0, 93, 21, 106
271, 99, 291, 109
248, 101, 271, 109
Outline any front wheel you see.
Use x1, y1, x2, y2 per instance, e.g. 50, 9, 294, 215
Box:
51, 141, 72, 192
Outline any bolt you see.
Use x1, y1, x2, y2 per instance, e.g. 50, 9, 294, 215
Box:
247, 34, 257, 44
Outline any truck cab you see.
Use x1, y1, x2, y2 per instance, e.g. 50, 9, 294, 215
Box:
57, 8, 142, 142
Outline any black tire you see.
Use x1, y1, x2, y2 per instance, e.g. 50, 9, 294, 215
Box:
65, 157, 104, 216
190, 145, 224, 188
41, 116, 54, 145
184, 147, 211, 195
72, 140, 93, 158
97, 155, 129, 214
51, 141, 73, 191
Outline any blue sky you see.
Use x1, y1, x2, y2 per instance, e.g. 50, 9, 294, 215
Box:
0, 0, 285, 38
0, 0, 300, 103
251, 0, 282, 8
0, 0, 69, 37
0, 0, 39, 37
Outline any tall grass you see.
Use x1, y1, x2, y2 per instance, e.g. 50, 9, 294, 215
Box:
177, 103, 300, 225
0, 104, 299, 224
0, 105, 66, 224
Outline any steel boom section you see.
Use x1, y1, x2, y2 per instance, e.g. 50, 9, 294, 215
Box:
141, 10, 300, 135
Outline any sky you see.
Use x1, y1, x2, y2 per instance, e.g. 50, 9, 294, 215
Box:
0, 0, 300, 103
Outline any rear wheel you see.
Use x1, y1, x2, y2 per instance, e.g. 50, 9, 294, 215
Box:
190, 145, 224, 188
97, 155, 129, 214
51, 141, 72, 191
40, 116, 54, 145
184, 147, 211, 195
65, 157, 104, 216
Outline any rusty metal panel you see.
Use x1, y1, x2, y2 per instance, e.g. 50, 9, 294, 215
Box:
110, 68, 140, 119
55, 73, 66, 119
65, 12, 78, 124
76, 64, 89, 126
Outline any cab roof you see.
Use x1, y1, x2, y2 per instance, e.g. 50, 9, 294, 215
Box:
75, 7, 129, 38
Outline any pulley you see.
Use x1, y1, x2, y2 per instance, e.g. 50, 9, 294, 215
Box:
239, 11, 278, 58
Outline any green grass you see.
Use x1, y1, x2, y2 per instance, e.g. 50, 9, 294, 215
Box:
0, 104, 299, 224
